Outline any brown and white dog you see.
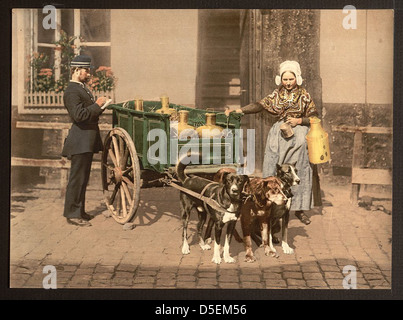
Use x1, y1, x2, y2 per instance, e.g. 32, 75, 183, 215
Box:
176, 159, 249, 264
240, 163, 300, 262
213, 164, 300, 262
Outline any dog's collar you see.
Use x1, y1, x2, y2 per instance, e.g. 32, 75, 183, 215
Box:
200, 182, 241, 216
279, 178, 293, 198
284, 189, 293, 198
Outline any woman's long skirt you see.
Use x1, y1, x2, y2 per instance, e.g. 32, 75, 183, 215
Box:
262, 120, 314, 211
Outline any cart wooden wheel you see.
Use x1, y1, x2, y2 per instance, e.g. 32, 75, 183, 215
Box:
101, 127, 141, 224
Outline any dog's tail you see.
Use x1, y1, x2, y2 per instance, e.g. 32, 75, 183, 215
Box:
176, 156, 188, 183
176, 152, 199, 183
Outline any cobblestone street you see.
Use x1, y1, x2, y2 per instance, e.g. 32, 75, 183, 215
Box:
10, 172, 392, 294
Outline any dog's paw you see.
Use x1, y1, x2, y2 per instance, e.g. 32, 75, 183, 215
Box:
200, 243, 211, 251
265, 248, 279, 258
211, 256, 222, 264
265, 246, 276, 255
182, 243, 190, 255
224, 255, 236, 263
281, 242, 294, 255
244, 255, 256, 263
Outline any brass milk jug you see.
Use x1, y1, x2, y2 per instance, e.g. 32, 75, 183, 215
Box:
177, 110, 197, 138
306, 117, 330, 164
196, 113, 223, 138
156, 95, 176, 116
134, 98, 143, 111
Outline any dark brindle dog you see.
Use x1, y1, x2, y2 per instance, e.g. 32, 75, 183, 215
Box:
176, 158, 249, 264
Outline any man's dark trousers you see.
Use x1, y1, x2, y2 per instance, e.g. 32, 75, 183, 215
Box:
63, 152, 94, 219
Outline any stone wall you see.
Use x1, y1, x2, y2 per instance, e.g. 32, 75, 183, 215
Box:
260, 9, 322, 113
323, 103, 392, 175
247, 9, 393, 176
11, 106, 112, 189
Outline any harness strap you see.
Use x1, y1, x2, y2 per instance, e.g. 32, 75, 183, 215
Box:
168, 182, 229, 215
200, 182, 219, 217
200, 182, 218, 198
241, 178, 293, 207
242, 191, 266, 208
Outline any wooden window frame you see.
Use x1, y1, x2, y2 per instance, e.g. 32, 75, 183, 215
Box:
17, 9, 112, 114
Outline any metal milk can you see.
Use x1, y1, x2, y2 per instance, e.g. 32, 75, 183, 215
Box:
177, 110, 197, 139
134, 98, 143, 111
196, 113, 223, 138
305, 117, 330, 164
156, 95, 176, 116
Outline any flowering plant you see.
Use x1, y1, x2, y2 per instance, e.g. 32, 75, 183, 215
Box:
87, 66, 116, 92
28, 31, 77, 93
27, 30, 116, 94
28, 53, 55, 93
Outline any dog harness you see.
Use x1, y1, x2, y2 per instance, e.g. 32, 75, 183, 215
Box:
168, 180, 230, 215
200, 182, 238, 217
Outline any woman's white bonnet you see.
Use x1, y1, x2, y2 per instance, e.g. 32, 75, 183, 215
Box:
275, 60, 303, 86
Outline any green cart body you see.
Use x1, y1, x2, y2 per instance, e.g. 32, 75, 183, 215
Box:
101, 99, 244, 224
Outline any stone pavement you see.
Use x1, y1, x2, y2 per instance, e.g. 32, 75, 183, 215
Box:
10, 173, 392, 291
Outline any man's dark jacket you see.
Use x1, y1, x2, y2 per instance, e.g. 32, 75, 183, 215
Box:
62, 81, 104, 158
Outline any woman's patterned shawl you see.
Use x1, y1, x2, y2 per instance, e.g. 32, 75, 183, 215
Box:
259, 86, 318, 120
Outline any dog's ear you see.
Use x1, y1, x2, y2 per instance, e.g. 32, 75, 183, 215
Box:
291, 161, 297, 167
242, 175, 250, 184
247, 179, 263, 196
222, 171, 231, 181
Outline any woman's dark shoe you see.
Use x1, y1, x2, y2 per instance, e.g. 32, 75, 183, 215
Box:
67, 218, 92, 227
81, 212, 94, 221
295, 211, 311, 225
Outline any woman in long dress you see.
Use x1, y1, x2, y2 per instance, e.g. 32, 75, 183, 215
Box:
226, 60, 322, 224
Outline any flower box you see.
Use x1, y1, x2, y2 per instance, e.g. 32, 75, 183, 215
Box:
23, 90, 115, 114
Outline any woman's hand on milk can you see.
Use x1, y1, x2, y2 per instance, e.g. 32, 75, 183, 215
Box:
224, 106, 243, 117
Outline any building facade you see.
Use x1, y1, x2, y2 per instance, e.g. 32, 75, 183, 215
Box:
12, 8, 393, 181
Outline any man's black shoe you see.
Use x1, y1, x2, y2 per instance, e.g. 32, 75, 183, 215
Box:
81, 212, 94, 221
67, 218, 92, 227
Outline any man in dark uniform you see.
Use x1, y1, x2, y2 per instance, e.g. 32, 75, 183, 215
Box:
62, 55, 108, 227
